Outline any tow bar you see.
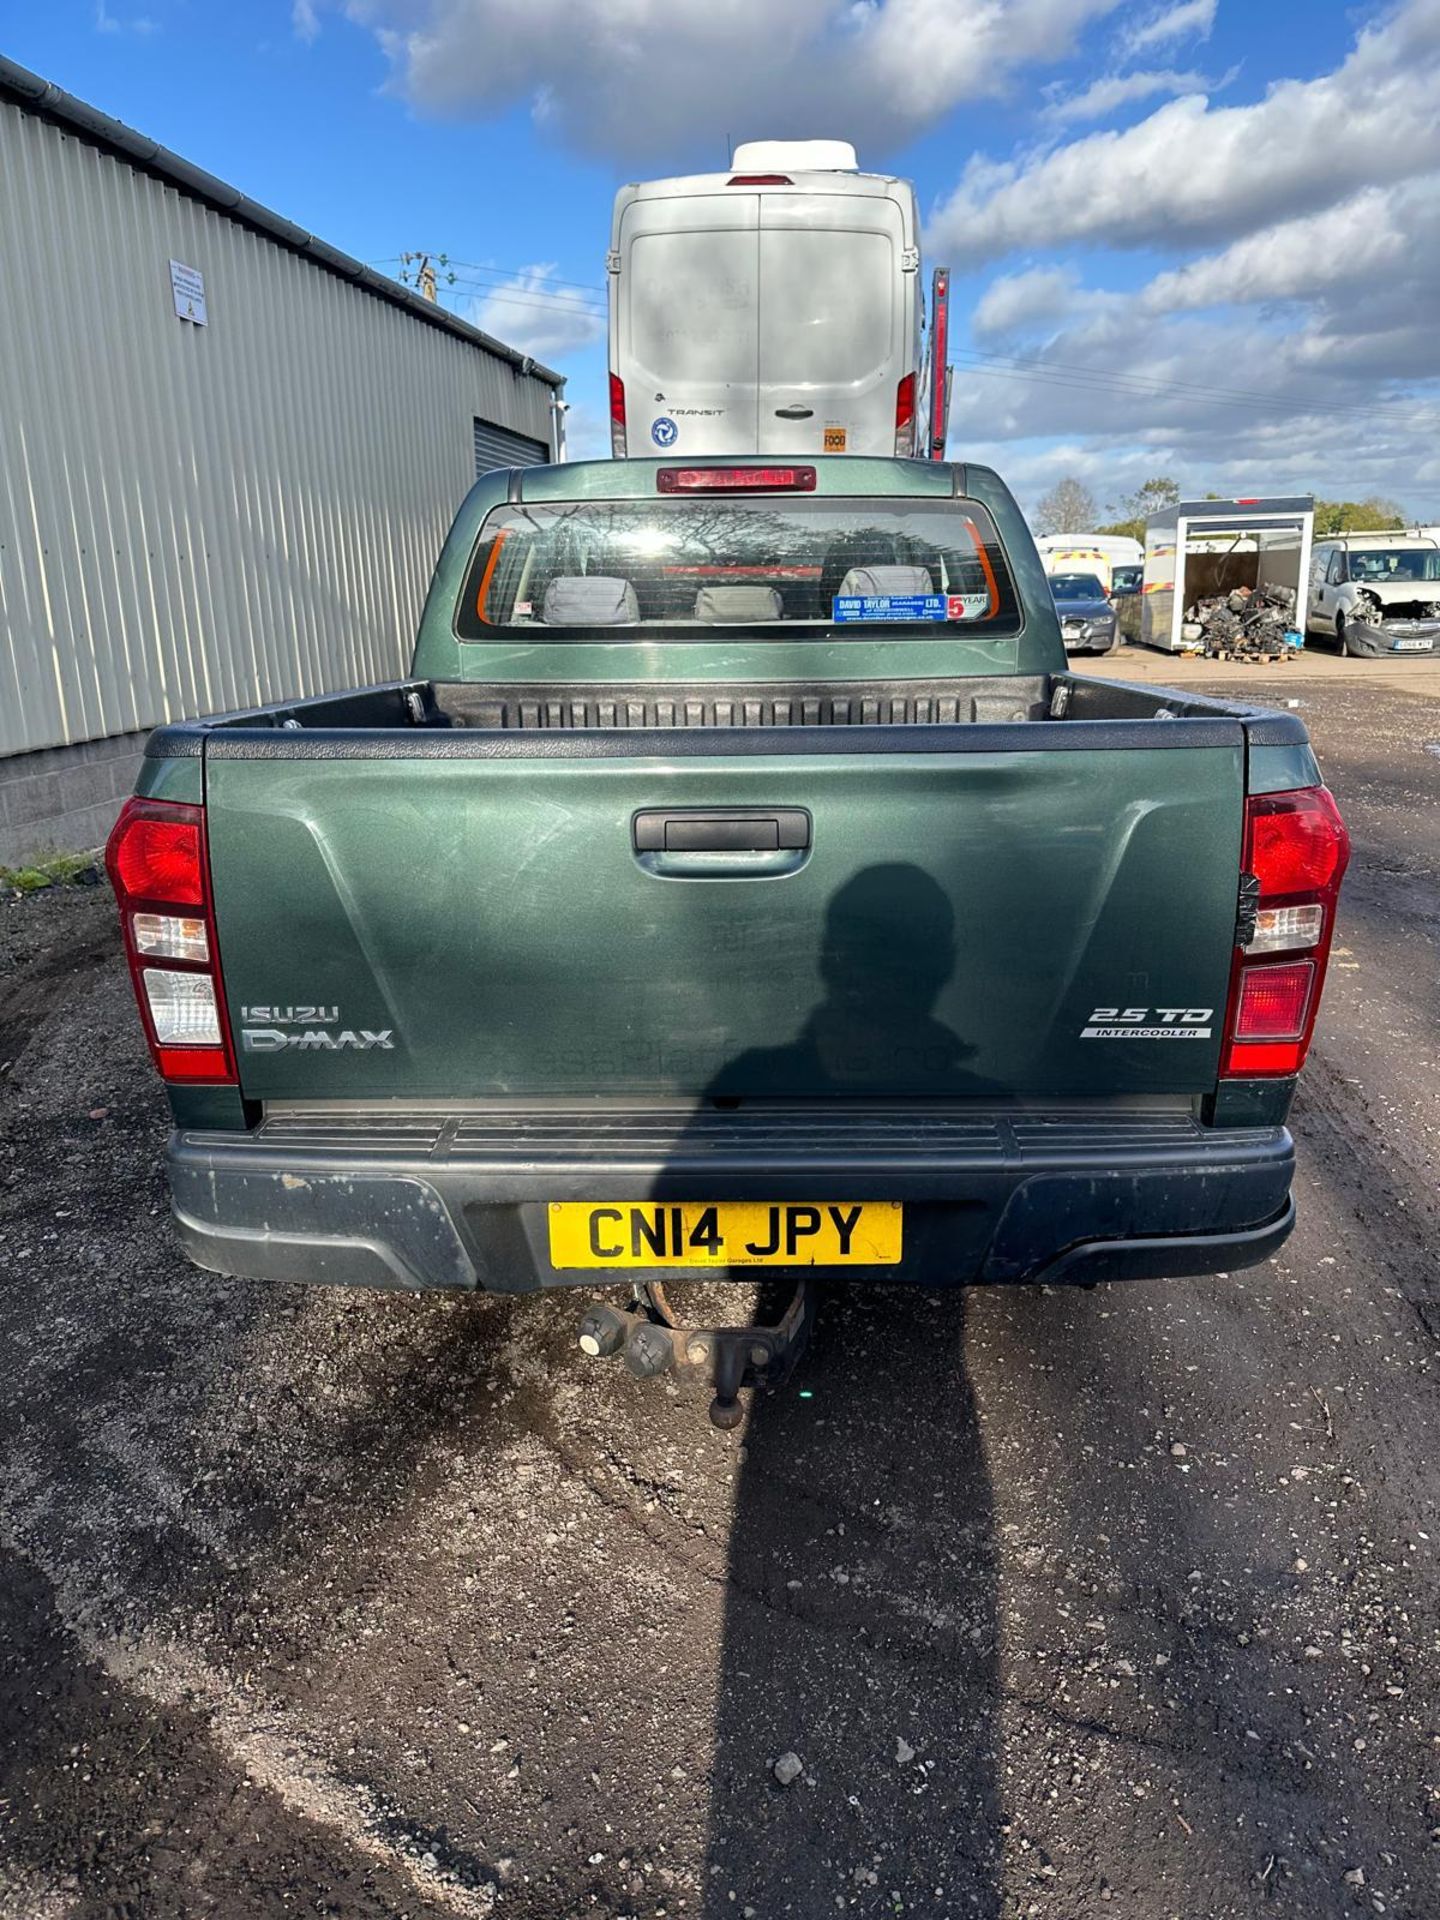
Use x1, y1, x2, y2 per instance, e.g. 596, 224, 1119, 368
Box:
577, 1279, 817, 1430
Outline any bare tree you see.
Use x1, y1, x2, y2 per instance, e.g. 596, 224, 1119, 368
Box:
1097, 476, 1180, 542
1032, 477, 1098, 537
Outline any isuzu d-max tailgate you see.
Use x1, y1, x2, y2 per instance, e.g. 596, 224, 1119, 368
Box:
204, 724, 1242, 1106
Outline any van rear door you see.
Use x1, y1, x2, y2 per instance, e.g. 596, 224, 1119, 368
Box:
616, 192, 759, 456
757, 192, 910, 458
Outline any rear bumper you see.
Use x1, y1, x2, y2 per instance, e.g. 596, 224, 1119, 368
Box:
166, 1105, 1295, 1293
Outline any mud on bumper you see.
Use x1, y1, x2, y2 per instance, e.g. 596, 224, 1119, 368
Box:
166, 1105, 1296, 1293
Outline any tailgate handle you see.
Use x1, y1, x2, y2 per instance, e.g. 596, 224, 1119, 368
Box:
633, 808, 810, 853
774, 404, 814, 420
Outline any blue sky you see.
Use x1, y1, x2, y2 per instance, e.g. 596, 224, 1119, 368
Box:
7, 0, 1440, 517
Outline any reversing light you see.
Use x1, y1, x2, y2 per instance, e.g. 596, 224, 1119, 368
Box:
133, 911, 209, 962
143, 967, 223, 1046
656, 466, 817, 493
1247, 903, 1324, 955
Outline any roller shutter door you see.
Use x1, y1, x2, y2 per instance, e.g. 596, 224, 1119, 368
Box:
474, 417, 550, 475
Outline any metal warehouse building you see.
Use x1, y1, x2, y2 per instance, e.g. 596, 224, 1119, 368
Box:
0, 58, 564, 862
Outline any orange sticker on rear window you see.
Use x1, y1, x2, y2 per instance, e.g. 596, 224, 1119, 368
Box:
473, 530, 509, 623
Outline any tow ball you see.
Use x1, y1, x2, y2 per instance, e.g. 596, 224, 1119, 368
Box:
577, 1279, 816, 1430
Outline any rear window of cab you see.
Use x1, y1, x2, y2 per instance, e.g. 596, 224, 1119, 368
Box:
454, 495, 1023, 639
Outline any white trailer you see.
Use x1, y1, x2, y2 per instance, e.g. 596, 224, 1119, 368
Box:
607, 140, 923, 460
1141, 497, 1314, 652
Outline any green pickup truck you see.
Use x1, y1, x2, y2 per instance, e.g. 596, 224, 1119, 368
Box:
106, 456, 1349, 1415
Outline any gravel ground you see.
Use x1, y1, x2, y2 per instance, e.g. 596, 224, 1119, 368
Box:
1, 671, 1437, 1920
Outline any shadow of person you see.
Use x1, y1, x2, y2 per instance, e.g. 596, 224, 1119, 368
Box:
692, 863, 1002, 1914
710, 862, 996, 1098
700, 1289, 1001, 1916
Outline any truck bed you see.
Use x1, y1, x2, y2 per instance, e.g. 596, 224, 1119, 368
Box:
150, 670, 1309, 746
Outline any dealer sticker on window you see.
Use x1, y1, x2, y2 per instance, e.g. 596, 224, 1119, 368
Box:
833, 593, 989, 623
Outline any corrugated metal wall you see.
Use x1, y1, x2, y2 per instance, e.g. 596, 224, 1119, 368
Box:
0, 99, 558, 758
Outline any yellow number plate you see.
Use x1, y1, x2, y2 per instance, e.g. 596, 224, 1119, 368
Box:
547, 1201, 902, 1270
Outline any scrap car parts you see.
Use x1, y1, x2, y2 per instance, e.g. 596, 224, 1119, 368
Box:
1185, 584, 1301, 663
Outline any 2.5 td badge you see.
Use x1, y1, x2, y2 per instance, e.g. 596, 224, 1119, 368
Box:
1081, 1006, 1214, 1040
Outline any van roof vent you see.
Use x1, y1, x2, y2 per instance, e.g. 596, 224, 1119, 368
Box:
730, 139, 859, 173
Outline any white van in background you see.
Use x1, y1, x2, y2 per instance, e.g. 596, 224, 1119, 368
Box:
607, 140, 923, 460
1033, 534, 1143, 593
1306, 532, 1440, 655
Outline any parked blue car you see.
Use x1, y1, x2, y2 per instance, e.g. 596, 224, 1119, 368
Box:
1049, 571, 1118, 655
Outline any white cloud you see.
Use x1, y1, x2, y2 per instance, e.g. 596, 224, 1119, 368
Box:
345, 0, 1123, 159
293, 0, 322, 41
1030, 437, 1326, 536
943, 85, 1440, 514
1042, 65, 1222, 122
973, 265, 1088, 335
1119, 0, 1216, 55
952, 348, 1440, 520
972, 409, 1440, 526
940, 0, 1440, 509
94, 0, 157, 32
945, 240, 1440, 516
931, 0, 1440, 264
1139, 187, 1411, 313
469, 263, 604, 362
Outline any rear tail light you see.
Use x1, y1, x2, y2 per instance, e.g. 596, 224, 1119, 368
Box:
109, 810, 204, 906
609, 371, 627, 458
105, 797, 237, 1085
727, 173, 793, 186
894, 373, 917, 456
1221, 786, 1349, 1078
657, 465, 816, 493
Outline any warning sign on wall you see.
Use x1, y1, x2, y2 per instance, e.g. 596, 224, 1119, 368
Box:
169, 259, 208, 326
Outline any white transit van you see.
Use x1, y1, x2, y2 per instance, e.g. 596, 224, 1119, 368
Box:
607, 140, 923, 460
